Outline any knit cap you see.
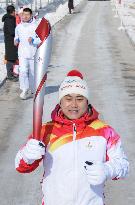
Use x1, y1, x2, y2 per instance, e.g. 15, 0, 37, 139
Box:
59, 70, 89, 101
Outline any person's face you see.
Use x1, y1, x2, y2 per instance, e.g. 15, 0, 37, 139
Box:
22, 11, 32, 22
11, 11, 15, 16
60, 94, 88, 120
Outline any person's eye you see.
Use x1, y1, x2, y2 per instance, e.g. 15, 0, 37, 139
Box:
66, 98, 72, 101
77, 98, 83, 101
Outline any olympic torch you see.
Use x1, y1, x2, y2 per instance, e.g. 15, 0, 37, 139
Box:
33, 17, 52, 141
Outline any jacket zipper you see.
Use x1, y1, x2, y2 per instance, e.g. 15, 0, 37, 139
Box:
73, 123, 77, 204
73, 123, 77, 140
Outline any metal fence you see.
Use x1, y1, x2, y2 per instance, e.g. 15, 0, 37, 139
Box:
0, 0, 49, 13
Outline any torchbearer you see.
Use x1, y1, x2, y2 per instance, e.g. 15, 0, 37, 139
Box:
14, 8, 41, 99
15, 69, 129, 205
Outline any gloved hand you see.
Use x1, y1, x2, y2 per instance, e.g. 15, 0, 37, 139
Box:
84, 161, 110, 186
21, 139, 45, 163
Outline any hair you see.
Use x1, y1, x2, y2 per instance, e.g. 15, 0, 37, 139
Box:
6, 5, 15, 14
23, 8, 32, 14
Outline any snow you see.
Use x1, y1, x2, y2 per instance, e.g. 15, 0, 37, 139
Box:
112, 0, 135, 43
0, 0, 135, 85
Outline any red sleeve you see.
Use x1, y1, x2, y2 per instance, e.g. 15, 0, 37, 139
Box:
16, 158, 42, 173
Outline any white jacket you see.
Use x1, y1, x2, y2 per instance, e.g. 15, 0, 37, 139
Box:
15, 107, 129, 205
15, 18, 38, 59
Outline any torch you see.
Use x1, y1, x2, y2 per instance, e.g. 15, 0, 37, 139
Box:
33, 17, 52, 141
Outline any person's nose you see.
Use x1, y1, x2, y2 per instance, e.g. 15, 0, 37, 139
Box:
71, 99, 78, 108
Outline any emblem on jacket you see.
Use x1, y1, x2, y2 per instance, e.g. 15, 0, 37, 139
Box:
86, 141, 93, 149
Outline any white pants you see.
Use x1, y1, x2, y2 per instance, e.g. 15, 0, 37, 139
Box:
19, 57, 35, 93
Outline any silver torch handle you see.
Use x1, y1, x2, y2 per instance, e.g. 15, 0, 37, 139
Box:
33, 17, 52, 141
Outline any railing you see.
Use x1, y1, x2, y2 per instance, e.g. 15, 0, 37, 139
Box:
0, 0, 50, 13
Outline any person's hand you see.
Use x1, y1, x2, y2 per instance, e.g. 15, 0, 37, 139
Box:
28, 37, 33, 44
21, 139, 45, 162
84, 161, 108, 185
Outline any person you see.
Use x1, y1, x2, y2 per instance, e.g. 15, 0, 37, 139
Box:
2, 5, 18, 81
14, 8, 40, 100
16, 6, 28, 25
15, 7, 23, 25
68, 0, 74, 14
15, 70, 129, 205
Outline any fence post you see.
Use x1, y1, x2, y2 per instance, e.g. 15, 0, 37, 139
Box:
40, 0, 42, 8
15, 0, 19, 10
5, 0, 7, 7
35, 0, 37, 11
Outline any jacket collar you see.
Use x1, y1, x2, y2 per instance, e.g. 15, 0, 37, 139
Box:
51, 104, 99, 129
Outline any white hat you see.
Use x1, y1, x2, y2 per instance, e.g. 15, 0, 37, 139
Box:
59, 70, 89, 101
18, 7, 23, 14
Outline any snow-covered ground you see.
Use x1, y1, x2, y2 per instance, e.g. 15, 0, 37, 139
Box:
0, 0, 135, 86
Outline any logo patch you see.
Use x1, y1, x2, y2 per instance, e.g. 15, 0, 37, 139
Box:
86, 141, 93, 149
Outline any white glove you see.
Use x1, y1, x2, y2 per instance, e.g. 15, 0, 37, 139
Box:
84, 161, 111, 186
21, 139, 45, 163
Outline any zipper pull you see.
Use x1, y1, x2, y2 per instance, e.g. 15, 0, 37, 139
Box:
73, 123, 76, 140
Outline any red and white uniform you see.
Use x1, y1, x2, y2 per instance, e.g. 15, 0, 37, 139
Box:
15, 105, 129, 205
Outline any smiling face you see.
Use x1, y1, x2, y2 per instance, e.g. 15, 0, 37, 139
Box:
60, 94, 88, 120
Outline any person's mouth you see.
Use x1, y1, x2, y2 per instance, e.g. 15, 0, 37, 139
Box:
69, 110, 79, 113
